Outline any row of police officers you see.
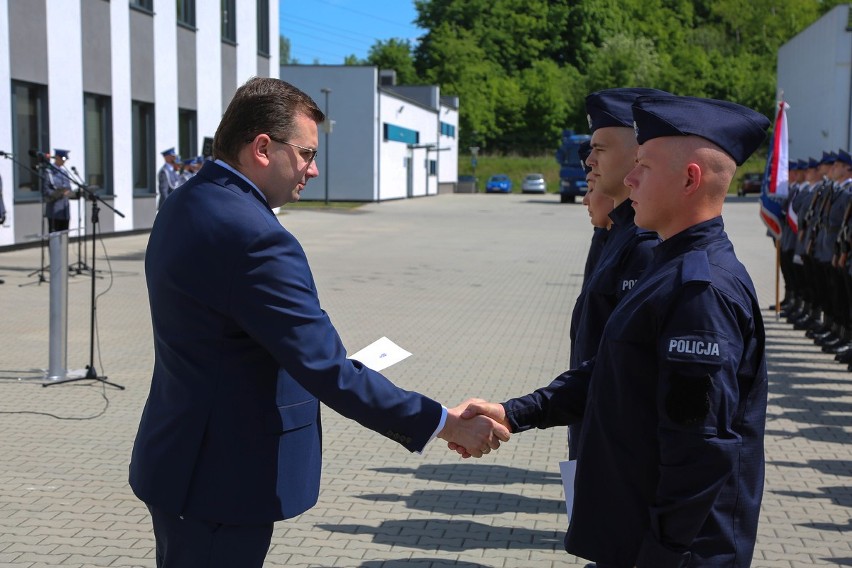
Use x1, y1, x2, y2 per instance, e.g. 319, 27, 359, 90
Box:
778, 150, 852, 368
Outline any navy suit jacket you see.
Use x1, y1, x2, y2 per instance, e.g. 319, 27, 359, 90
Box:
130, 161, 442, 524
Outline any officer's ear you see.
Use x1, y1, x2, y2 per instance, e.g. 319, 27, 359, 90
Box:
684, 163, 702, 196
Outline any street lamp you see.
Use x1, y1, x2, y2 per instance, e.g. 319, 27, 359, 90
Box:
320, 88, 331, 205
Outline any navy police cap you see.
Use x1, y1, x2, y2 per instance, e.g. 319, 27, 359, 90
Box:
161, 147, 176, 157
798, 159, 809, 170
578, 140, 592, 173
53, 149, 69, 159
837, 149, 852, 166
808, 157, 819, 169
585, 88, 669, 133
821, 151, 837, 165
631, 95, 770, 166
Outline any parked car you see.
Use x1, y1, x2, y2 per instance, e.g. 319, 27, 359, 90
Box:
485, 174, 512, 193
521, 173, 547, 194
456, 175, 478, 193
738, 172, 764, 196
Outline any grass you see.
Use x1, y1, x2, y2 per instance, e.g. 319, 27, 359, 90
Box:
459, 150, 770, 195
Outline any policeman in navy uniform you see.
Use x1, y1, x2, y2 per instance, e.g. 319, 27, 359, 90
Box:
44, 149, 75, 232
460, 94, 770, 567
566, 88, 664, 459
157, 147, 179, 209
778, 160, 802, 311
786, 157, 821, 324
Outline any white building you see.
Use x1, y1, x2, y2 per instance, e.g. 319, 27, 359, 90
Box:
777, 4, 852, 159
280, 65, 459, 201
0, 0, 278, 247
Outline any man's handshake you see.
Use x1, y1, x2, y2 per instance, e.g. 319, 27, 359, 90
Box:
437, 399, 513, 458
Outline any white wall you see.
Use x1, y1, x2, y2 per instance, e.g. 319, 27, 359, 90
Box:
437, 105, 459, 184
236, 0, 257, 87
196, 0, 223, 148
154, 0, 179, 159
778, 4, 852, 159
111, 0, 134, 230
0, 0, 12, 245
46, 0, 86, 237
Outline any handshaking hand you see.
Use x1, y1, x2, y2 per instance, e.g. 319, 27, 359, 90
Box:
437, 398, 511, 459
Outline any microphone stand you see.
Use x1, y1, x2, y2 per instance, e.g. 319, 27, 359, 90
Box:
67, 165, 92, 275
3, 153, 54, 287
42, 167, 125, 390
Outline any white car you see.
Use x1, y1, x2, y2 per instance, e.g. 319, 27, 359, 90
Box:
521, 173, 547, 194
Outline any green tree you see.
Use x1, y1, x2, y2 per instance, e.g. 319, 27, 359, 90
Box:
366, 39, 419, 84
279, 35, 291, 64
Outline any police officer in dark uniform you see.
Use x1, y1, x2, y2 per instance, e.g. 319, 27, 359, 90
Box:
566, 89, 664, 459
786, 157, 821, 323
157, 147, 179, 209
459, 95, 770, 568
778, 160, 802, 312
44, 149, 75, 233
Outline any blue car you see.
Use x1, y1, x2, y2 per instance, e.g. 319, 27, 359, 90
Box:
485, 174, 512, 193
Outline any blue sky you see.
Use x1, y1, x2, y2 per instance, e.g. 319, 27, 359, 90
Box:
279, 0, 425, 64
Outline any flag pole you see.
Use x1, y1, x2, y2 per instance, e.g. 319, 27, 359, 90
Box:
775, 238, 781, 318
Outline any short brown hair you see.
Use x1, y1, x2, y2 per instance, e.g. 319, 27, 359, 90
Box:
213, 77, 325, 164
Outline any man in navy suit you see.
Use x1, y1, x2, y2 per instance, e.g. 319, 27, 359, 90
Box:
130, 77, 509, 568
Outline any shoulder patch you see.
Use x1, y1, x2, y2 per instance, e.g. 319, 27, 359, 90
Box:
663, 332, 725, 365
681, 250, 711, 284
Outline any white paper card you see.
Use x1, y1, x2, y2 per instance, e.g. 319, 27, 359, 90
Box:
349, 336, 412, 372
559, 459, 577, 525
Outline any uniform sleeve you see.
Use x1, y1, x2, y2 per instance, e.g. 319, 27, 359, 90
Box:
227, 223, 443, 452
636, 280, 754, 567
502, 359, 593, 432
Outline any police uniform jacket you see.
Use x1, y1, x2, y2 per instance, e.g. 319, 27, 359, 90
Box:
157, 163, 179, 208
792, 182, 813, 257
44, 166, 73, 220
814, 182, 849, 263
503, 217, 767, 567
130, 161, 443, 525
569, 199, 659, 369
569, 227, 609, 351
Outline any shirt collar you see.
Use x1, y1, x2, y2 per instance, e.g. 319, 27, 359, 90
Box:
214, 159, 268, 204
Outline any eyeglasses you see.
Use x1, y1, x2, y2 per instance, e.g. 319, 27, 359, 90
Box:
270, 137, 318, 166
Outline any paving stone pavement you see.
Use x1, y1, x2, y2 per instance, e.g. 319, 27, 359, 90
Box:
0, 193, 849, 568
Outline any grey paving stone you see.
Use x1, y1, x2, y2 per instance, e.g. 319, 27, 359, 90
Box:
0, 194, 850, 567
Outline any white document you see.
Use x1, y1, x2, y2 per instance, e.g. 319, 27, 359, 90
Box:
559, 459, 577, 525
348, 336, 412, 372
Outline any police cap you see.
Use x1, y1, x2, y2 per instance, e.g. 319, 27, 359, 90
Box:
585, 88, 669, 133
631, 95, 770, 166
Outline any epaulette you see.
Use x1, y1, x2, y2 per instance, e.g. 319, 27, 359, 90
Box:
681, 250, 711, 284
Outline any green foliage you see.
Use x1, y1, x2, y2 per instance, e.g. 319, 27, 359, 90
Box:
279, 35, 291, 64
365, 39, 420, 85
458, 153, 561, 193
330, 0, 841, 155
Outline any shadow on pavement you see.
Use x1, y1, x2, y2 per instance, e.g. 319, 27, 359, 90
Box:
358, 489, 563, 516
360, 559, 490, 568
371, 464, 561, 486
318, 518, 562, 553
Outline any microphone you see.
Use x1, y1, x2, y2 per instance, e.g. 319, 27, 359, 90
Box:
28, 149, 50, 162
0, 150, 12, 157
71, 166, 79, 174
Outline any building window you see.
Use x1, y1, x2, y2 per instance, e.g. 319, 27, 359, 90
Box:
130, 0, 153, 12
177, 0, 196, 27
11, 80, 50, 203
257, 0, 269, 56
440, 122, 456, 138
383, 123, 419, 145
179, 108, 197, 160
83, 93, 113, 196
132, 101, 156, 196
221, 0, 236, 43
429, 159, 437, 176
